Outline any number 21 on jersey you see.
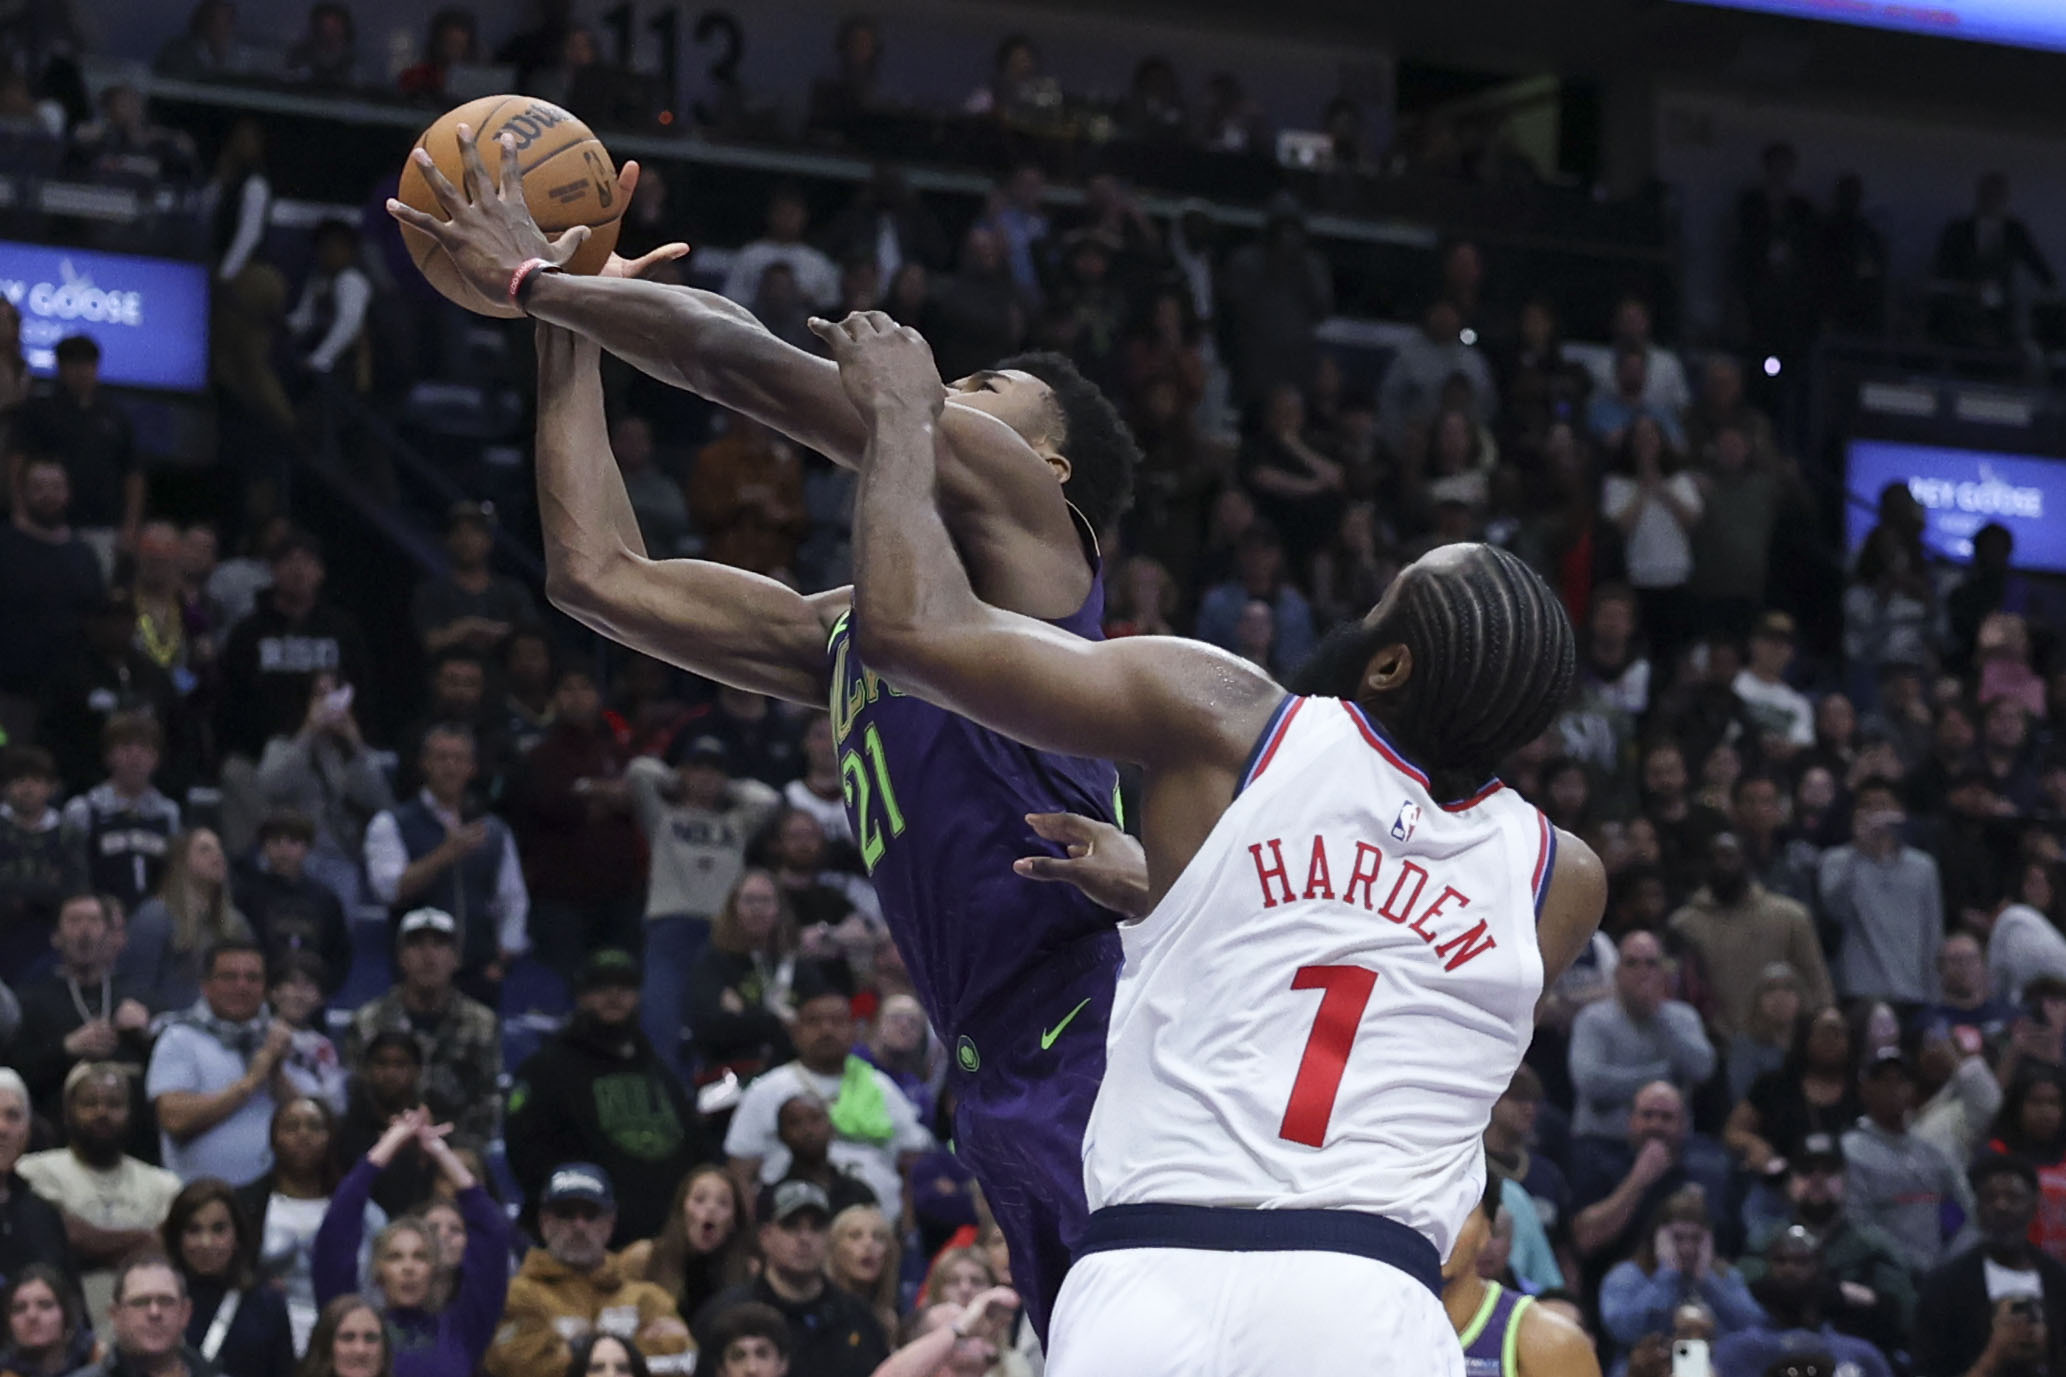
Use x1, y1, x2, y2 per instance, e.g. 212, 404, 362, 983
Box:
840, 723, 905, 872
1278, 964, 1378, 1148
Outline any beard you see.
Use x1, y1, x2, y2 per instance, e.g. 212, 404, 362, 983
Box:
71, 1128, 126, 1167
1710, 872, 1750, 905
1284, 618, 1386, 701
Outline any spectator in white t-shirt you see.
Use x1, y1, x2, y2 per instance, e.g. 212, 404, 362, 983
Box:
720, 185, 841, 311
1586, 294, 1693, 417
1601, 416, 1703, 671
1732, 612, 1815, 757
724, 961, 932, 1220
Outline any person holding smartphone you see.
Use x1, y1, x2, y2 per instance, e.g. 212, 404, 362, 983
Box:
1914, 1153, 2066, 1377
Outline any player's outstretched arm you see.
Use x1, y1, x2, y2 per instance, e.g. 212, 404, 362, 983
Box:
819, 311, 1278, 770
535, 323, 842, 706
389, 128, 1085, 617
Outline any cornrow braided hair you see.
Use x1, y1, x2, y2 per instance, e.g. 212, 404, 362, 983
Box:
1289, 544, 1576, 799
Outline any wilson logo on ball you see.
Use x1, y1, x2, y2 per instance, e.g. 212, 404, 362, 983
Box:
501, 103, 573, 154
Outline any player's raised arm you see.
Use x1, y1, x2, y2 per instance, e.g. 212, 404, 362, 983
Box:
817, 311, 1276, 771
388, 127, 1084, 615
533, 322, 843, 706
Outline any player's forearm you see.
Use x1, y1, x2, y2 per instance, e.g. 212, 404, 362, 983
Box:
536, 326, 650, 581
526, 273, 866, 462
852, 397, 978, 678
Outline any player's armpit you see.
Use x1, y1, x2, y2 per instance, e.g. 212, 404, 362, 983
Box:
548, 555, 845, 707
1536, 830, 1608, 984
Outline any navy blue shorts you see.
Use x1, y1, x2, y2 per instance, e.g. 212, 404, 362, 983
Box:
948, 934, 1119, 1343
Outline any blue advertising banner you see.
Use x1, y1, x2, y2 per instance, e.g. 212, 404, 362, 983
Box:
1847, 438, 2066, 572
0, 241, 210, 391
1673, 0, 2066, 54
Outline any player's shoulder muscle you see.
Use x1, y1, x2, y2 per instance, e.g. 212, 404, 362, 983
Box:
936, 402, 1088, 619
1519, 1303, 1602, 1377
1537, 828, 1607, 982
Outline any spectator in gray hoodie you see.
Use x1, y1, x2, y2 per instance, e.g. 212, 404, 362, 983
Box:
1570, 929, 1718, 1140
1842, 1047, 1974, 1276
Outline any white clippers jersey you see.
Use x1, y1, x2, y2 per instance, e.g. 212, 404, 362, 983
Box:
1081, 695, 1554, 1263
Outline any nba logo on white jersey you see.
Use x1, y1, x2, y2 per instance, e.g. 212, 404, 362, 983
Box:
1391, 801, 1421, 843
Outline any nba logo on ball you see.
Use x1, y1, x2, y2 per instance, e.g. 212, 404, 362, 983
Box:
1390, 802, 1421, 843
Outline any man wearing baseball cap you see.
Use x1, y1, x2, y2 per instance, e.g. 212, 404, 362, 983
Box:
506, 948, 711, 1245
1738, 1133, 1913, 1356
345, 906, 502, 1145
1840, 1048, 1974, 1277
691, 1179, 889, 1377
487, 1162, 694, 1377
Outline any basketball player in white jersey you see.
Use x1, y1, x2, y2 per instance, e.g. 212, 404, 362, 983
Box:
812, 311, 1607, 1377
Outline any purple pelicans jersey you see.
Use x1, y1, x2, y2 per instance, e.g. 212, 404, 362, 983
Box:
824, 568, 1123, 1340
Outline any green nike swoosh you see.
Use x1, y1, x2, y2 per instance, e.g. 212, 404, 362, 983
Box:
1040, 997, 1094, 1050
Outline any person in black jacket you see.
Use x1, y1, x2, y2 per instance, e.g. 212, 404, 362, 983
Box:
1914, 1152, 2066, 1377
506, 948, 712, 1247
14, 894, 156, 1161
160, 1179, 296, 1377
686, 870, 796, 1083
230, 810, 349, 996
0, 1068, 73, 1292
213, 531, 370, 763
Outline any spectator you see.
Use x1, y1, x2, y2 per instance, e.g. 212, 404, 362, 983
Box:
1947, 526, 2029, 675
9, 336, 139, 576
285, 220, 372, 389
60, 714, 180, 917
1683, 357, 1777, 470
720, 188, 840, 312
1571, 1082, 1735, 1276
71, 84, 200, 184
159, 1180, 295, 1377
857, 995, 940, 1128
1842, 501, 1937, 702
412, 503, 537, 660
691, 1181, 890, 1377
0, 1263, 95, 1376
1483, 1065, 1573, 1264
1669, 830, 1832, 1040
39, 593, 181, 798
1193, 523, 1317, 677
344, 907, 502, 1149
562, 1334, 652, 1377
285, 2, 357, 87
299, 1296, 391, 1377
1591, 295, 1693, 418
1569, 931, 1716, 1141
1688, 428, 1783, 644
154, 0, 250, 78
1599, 1187, 1764, 1367
699, 1302, 790, 1377
0, 1069, 68, 1290
119, 829, 251, 1014
772, 1095, 877, 1215
263, 954, 347, 1114
806, 16, 883, 141
17, 1063, 179, 1319
1738, 1135, 1915, 1355
215, 531, 371, 764
500, 629, 559, 761
1932, 171, 2056, 350
1378, 299, 1494, 453
70, 1254, 213, 1377
1731, 772, 1818, 909
1914, 1020, 2004, 1170
688, 417, 810, 580
1715, 1226, 1894, 1377
232, 811, 350, 994
1988, 1066, 2066, 1261
1733, 142, 1821, 369
313, 1108, 510, 1377
364, 723, 528, 1005
509, 667, 645, 974
686, 869, 798, 1084
253, 675, 392, 911
963, 33, 1054, 121
882, 1290, 1025, 1377
1240, 386, 1346, 557
622, 1166, 753, 1328
1927, 930, 2015, 1045
1723, 964, 1805, 1105
782, 718, 849, 851
485, 1163, 692, 1377
694, 691, 803, 791
823, 167, 948, 291
0, 457, 104, 708
1820, 173, 1889, 336
333, 1031, 438, 1219
395, 654, 508, 801
1726, 1006, 1861, 1182
234, 1096, 379, 1354
826, 1204, 899, 1344
1818, 777, 1943, 1006
505, 949, 712, 1246
1602, 419, 1702, 669
1913, 1153, 2066, 1377
1979, 697, 2043, 813
724, 963, 931, 1222
125, 522, 209, 707
13, 895, 154, 1141
1586, 344, 1686, 453
0, 747, 82, 982
1842, 1048, 1973, 1276
145, 939, 288, 1180
1580, 584, 1652, 720
398, 8, 479, 100
925, 229, 1027, 382
1981, 879, 2066, 1008
613, 416, 695, 559
977, 165, 1050, 303
1221, 199, 1335, 407
765, 809, 875, 941
628, 745, 783, 1078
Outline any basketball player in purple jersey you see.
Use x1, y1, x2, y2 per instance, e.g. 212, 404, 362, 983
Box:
392, 133, 1137, 1337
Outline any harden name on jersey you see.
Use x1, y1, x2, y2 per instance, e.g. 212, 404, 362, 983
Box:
1246, 834, 1498, 973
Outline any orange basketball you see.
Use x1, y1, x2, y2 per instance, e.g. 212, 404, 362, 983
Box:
397, 95, 624, 318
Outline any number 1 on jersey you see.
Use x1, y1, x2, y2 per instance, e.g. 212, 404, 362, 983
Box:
1278, 964, 1378, 1148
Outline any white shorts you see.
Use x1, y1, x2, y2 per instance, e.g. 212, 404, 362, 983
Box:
1045, 1247, 1464, 1377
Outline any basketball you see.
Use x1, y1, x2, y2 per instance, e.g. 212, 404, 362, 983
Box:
397, 95, 624, 317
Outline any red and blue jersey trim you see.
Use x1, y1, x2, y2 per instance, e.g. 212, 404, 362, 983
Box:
1531, 811, 1557, 921
1340, 702, 1504, 811
1234, 695, 1304, 796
